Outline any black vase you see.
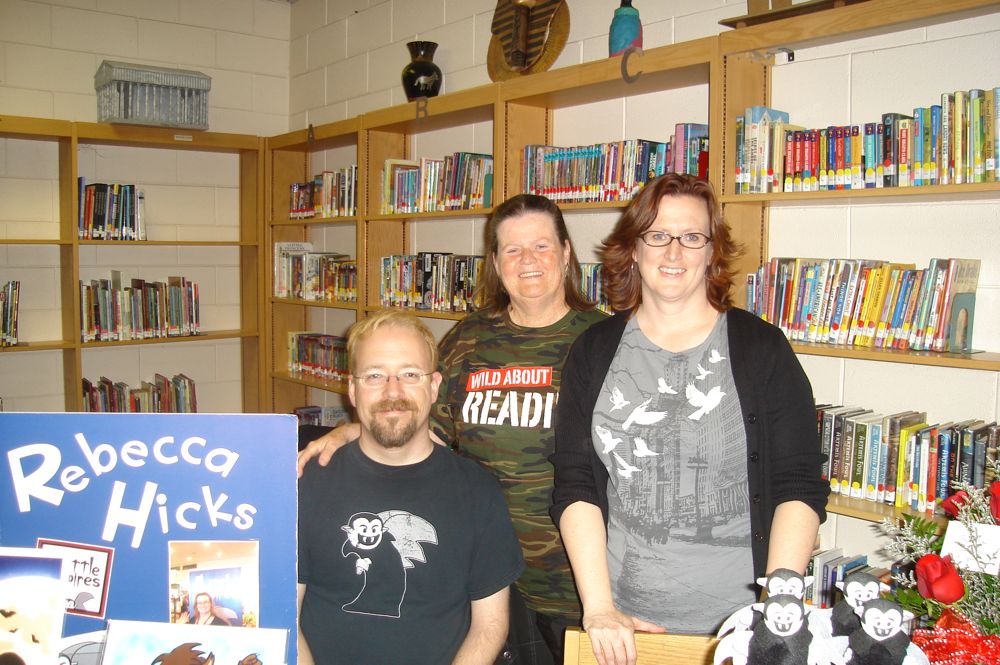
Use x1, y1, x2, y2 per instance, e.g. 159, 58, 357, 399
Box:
401, 41, 442, 101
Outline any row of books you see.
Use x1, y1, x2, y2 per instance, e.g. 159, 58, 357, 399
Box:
80, 270, 201, 342
734, 86, 1000, 194
747, 257, 980, 354
818, 403, 999, 515
77, 178, 147, 240
804, 548, 886, 609
380, 153, 493, 214
579, 263, 610, 314
288, 332, 348, 382
288, 165, 358, 219
82, 372, 197, 413
0, 280, 19, 347
272, 242, 357, 302
293, 405, 350, 427
378, 253, 484, 313
521, 124, 709, 203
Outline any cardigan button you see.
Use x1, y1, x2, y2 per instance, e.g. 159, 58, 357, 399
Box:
749, 452, 759, 462
754, 531, 764, 541
747, 413, 758, 424
752, 494, 761, 503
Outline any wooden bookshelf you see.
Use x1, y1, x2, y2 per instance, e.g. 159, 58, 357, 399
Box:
0, 114, 262, 412
265, 117, 362, 414
254, 4, 1000, 563
826, 492, 947, 530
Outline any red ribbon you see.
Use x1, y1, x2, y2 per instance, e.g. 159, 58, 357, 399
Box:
912, 610, 1000, 665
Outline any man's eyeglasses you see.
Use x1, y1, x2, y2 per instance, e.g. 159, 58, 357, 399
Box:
638, 231, 712, 249
353, 371, 434, 388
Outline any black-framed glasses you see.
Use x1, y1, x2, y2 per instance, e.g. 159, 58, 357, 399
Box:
352, 371, 434, 388
638, 231, 712, 249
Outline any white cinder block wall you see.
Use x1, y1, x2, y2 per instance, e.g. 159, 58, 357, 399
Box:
0, 0, 292, 411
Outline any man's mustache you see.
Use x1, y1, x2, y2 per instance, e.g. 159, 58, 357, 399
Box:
373, 398, 416, 413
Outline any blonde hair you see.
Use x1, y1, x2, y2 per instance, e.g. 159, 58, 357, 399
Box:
347, 310, 438, 373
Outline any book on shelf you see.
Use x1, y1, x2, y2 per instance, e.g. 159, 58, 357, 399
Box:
273, 241, 313, 298
851, 412, 884, 500
807, 547, 842, 607
937, 258, 981, 353
0, 280, 20, 347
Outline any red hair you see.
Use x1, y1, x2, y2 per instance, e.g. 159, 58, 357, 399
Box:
599, 173, 742, 312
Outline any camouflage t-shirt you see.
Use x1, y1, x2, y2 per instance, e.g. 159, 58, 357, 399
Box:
431, 307, 607, 620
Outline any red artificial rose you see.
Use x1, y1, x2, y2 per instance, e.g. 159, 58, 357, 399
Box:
941, 490, 971, 518
915, 553, 965, 604
989, 481, 1000, 523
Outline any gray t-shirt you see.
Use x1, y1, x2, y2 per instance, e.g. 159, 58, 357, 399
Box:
593, 314, 755, 633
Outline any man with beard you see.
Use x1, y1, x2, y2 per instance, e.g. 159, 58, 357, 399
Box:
297, 310, 524, 665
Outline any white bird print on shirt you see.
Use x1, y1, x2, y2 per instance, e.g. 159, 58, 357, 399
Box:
708, 349, 726, 364
621, 398, 667, 431
612, 451, 640, 478
657, 377, 677, 394
609, 386, 630, 411
594, 424, 622, 454
686, 383, 725, 421
632, 437, 659, 457
695, 363, 712, 380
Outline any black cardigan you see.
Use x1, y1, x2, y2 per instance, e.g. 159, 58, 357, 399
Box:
549, 308, 829, 580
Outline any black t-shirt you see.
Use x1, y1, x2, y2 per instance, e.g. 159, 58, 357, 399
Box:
298, 442, 524, 665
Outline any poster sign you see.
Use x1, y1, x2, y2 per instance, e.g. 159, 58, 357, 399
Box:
0, 412, 298, 662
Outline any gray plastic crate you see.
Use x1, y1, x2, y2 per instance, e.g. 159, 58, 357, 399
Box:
95, 60, 211, 130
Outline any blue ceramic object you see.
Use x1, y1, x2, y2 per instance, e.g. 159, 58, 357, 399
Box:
609, 0, 642, 57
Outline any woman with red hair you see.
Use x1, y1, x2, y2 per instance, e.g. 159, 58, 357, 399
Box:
551, 173, 828, 665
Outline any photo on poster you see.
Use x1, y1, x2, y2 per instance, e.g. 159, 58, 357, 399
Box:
102, 619, 287, 665
169, 540, 260, 627
0, 547, 67, 665
37, 538, 114, 618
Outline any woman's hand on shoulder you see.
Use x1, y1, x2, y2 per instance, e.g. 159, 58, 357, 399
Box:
296, 423, 360, 477
583, 605, 665, 665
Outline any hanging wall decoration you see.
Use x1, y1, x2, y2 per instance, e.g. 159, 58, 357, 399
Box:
487, 0, 569, 81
